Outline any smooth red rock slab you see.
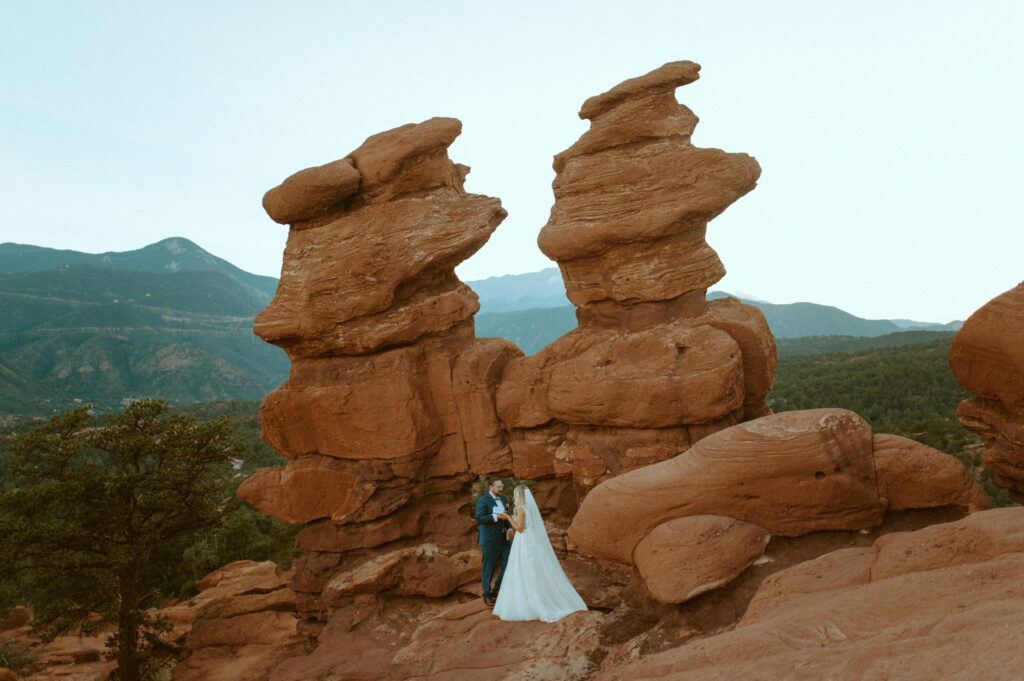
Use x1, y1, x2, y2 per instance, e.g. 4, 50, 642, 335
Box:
236, 456, 376, 525
949, 281, 1024, 413
548, 323, 744, 428
569, 409, 883, 564
392, 603, 603, 680
634, 515, 770, 604
599, 509, 1024, 681
872, 433, 991, 512
263, 158, 361, 225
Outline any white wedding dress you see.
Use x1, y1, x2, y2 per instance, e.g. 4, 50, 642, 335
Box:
492, 488, 587, 622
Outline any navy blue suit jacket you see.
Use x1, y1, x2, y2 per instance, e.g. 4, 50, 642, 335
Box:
475, 494, 512, 548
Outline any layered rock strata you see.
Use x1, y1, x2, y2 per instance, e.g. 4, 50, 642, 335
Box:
240, 118, 519, 630
497, 61, 776, 493
949, 282, 1024, 501
228, 61, 1008, 681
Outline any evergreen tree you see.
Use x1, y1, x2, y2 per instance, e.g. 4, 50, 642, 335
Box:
0, 398, 248, 681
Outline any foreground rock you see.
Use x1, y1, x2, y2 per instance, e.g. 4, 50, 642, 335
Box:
594, 507, 1024, 680
949, 281, 1024, 501
569, 408, 988, 602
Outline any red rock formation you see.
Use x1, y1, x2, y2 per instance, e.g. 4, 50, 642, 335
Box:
220, 60, 1009, 681
949, 281, 1024, 501
168, 561, 302, 681
568, 408, 988, 602
592, 508, 1024, 681
498, 60, 776, 494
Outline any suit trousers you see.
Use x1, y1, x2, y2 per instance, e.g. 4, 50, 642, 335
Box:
481, 541, 511, 597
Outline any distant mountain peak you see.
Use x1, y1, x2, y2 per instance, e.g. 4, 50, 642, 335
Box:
0, 237, 277, 302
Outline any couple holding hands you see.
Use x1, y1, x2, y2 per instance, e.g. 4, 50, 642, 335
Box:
474, 478, 587, 622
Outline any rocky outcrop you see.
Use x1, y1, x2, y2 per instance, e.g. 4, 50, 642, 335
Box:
497, 60, 775, 494
237, 61, 779, 643
568, 408, 988, 602
221, 60, 1012, 681
949, 282, 1024, 501
171, 561, 303, 681
593, 508, 1024, 681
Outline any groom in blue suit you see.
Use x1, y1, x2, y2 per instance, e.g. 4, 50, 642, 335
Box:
476, 477, 512, 606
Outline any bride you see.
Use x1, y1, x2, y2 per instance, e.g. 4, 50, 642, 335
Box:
492, 485, 587, 622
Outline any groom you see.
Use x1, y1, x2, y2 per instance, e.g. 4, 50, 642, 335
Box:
475, 477, 512, 607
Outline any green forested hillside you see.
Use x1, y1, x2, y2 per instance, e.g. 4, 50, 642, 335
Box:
775, 330, 956, 356
0, 264, 287, 421
768, 336, 1013, 505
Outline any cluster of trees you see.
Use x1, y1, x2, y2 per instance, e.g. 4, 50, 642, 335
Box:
0, 399, 298, 681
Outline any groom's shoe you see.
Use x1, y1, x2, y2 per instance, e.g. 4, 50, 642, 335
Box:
483, 596, 496, 607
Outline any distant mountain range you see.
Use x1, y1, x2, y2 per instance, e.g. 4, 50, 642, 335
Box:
0, 239, 962, 420
0, 238, 287, 420
471, 268, 961, 353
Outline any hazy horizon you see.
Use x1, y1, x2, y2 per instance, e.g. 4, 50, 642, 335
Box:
3, 1, 1022, 324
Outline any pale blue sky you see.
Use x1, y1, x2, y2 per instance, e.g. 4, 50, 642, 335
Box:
1, 1, 1021, 322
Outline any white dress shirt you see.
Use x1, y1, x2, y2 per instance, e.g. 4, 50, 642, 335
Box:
491, 492, 505, 522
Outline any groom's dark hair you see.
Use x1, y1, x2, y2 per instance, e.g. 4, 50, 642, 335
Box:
486, 476, 501, 490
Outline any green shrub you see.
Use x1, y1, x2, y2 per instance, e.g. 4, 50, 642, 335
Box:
0, 635, 36, 674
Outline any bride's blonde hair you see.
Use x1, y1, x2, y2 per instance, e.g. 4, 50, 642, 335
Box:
512, 485, 527, 512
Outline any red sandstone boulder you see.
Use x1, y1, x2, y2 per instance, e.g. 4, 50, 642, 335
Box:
254, 118, 505, 360
949, 282, 1024, 501
569, 409, 884, 564
548, 324, 744, 427
596, 508, 1024, 681
634, 515, 770, 603
872, 433, 990, 512
957, 397, 1024, 500
236, 456, 376, 524
949, 282, 1024, 412
0, 605, 31, 632
262, 158, 361, 225
171, 561, 303, 681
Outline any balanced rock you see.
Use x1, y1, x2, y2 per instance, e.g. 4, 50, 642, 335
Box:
569, 408, 987, 602
949, 281, 1024, 501
539, 60, 760, 310
492, 61, 775, 492
569, 409, 885, 564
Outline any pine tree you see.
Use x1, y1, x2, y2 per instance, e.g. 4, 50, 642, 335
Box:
0, 398, 248, 681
